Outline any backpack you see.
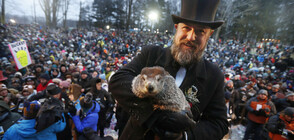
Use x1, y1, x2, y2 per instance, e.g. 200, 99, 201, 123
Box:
35, 97, 64, 132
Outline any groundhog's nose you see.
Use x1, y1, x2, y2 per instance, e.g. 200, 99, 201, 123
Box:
147, 85, 154, 93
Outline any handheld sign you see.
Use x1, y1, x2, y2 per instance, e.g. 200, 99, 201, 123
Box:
8, 40, 32, 69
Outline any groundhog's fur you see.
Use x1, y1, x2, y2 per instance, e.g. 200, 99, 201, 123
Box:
132, 66, 190, 112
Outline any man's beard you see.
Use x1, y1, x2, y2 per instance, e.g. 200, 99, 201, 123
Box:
171, 38, 207, 66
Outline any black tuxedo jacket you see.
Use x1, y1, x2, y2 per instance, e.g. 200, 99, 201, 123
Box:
109, 46, 229, 140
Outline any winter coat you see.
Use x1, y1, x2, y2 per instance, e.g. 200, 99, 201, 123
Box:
246, 96, 276, 124
72, 101, 100, 133
266, 114, 294, 140
109, 46, 229, 140
36, 79, 53, 92
273, 98, 294, 113
0, 100, 21, 134
3, 115, 66, 140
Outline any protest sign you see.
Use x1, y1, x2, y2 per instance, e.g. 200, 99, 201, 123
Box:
8, 40, 32, 69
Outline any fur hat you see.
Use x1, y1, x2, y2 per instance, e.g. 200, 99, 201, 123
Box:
23, 100, 41, 119
68, 84, 82, 101
80, 92, 93, 109
46, 84, 62, 95
39, 73, 50, 81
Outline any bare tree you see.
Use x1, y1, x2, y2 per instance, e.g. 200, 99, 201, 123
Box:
39, 0, 60, 28
62, 0, 69, 28
1, 0, 5, 24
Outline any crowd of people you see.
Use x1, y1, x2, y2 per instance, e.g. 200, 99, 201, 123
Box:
0, 22, 293, 140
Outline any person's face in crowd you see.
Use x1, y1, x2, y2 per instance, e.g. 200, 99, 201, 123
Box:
96, 82, 102, 90
52, 69, 58, 76
36, 67, 42, 73
258, 93, 267, 100
0, 89, 8, 97
227, 82, 234, 89
287, 95, 294, 102
272, 87, 279, 92
81, 73, 88, 79
92, 71, 98, 78
61, 66, 66, 73
171, 22, 214, 66
266, 84, 272, 90
284, 114, 293, 122
106, 67, 111, 72
40, 78, 48, 85
69, 65, 74, 70
52, 93, 61, 99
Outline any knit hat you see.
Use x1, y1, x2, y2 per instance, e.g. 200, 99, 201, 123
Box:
81, 70, 88, 75
286, 91, 294, 98
80, 92, 93, 109
258, 89, 268, 96
46, 84, 62, 95
23, 100, 41, 119
283, 107, 294, 117
39, 73, 50, 81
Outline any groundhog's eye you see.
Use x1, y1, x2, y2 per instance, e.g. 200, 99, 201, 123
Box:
142, 75, 147, 81
155, 75, 161, 81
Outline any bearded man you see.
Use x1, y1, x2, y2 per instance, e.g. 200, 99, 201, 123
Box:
109, 0, 229, 139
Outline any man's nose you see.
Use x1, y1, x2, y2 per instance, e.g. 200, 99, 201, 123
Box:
186, 30, 196, 41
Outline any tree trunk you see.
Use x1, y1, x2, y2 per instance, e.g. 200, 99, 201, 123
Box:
1, 0, 5, 24
126, 0, 133, 31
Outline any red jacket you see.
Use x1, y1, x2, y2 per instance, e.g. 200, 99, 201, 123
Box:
36, 79, 53, 92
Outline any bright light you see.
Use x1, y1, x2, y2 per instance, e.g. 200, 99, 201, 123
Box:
148, 11, 158, 21
10, 19, 16, 24
106, 25, 110, 30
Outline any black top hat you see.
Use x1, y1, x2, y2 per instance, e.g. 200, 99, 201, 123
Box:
172, 0, 224, 29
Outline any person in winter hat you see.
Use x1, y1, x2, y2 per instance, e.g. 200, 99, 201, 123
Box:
72, 92, 100, 135
243, 89, 277, 140
266, 107, 294, 140
36, 73, 52, 92
3, 100, 66, 140
0, 100, 21, 137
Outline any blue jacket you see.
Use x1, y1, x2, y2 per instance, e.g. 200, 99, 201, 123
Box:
3, 115, 66, 140
72, 101, 100, 133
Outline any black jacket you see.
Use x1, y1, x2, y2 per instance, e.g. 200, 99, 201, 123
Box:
109, 46, 229, 140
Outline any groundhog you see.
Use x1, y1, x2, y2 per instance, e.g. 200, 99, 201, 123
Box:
132, 66, 190, 112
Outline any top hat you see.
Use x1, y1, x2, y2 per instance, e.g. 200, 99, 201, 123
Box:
171, 0, 224, 29
0, 71, 8, 81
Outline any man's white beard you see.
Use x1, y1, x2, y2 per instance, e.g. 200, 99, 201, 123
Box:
171, 41, 206, 66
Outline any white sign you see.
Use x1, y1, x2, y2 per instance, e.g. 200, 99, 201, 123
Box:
8, 40, 32, 69
87, 32, 93, 37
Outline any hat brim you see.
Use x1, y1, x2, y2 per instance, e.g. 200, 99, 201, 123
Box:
172, 14, 224, 29
0, 77, 8, 81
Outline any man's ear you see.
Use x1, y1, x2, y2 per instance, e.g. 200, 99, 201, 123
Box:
174, 24, 178, 29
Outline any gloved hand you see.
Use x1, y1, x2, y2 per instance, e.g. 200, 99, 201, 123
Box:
258, 109, 268, 117
252, 110, 260, 115
146, 110, 196, 139
68, 103, 77, 116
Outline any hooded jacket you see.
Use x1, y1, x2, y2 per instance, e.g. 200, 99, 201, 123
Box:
72, 101, 100, 133
3, 115, 66, 140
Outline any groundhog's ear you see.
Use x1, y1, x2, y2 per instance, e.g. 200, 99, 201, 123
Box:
141, 74, 147, 81
164, 70, 170, 75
